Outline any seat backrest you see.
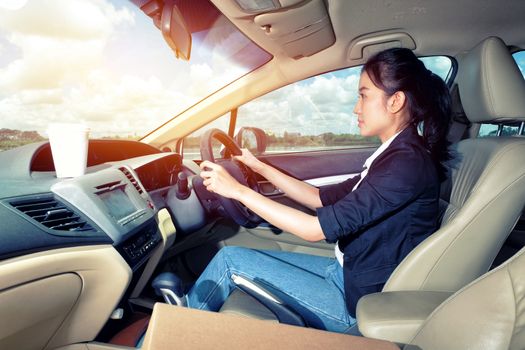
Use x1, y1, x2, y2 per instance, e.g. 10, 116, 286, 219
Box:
404, 245, 525, 350
383, 36, 525, 293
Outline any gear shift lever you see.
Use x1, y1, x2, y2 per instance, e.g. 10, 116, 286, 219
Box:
175, 172, 191, 200
152, 272, 187, 306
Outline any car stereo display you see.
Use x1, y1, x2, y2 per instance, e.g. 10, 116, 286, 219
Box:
98, 187, 138, 221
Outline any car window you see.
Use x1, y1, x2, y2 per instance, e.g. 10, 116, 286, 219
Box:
235, 56, 453, 154
0, 0, 271, 151
513, 51, 525, 78
478, 51, 525, 138
479, 124, 521, 137
420, 56, 453, 81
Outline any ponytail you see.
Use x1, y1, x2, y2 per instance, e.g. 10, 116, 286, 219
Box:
363, 48, 452, 181
422, 72, 452, 180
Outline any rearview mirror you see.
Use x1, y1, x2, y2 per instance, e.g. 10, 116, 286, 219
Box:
161, 0, 192, 60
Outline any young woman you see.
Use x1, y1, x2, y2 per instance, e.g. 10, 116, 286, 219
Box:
186, 48, 452, 333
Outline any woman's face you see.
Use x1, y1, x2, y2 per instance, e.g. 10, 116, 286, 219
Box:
353, 71, 397, 142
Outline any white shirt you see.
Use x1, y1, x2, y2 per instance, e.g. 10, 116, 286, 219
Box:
335, 130, 404, 266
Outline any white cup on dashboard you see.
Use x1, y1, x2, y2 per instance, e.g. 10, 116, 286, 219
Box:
47, 123, 90, 178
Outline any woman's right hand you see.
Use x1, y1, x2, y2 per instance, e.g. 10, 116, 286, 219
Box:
234, 148, 265, 173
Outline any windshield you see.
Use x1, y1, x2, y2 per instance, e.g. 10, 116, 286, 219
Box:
0, 0, 271, 151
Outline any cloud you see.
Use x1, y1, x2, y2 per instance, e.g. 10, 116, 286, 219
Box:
0, 0, 134, 93
0, 73, 188, 138
0, 0, 273, 139
0, 36, 106, 91
0, 0, 134, 40
0, 0, 170, 137
236, 67, 361, 137
0, 0, 29, 11
18, 89, 63, 105
76, 73, 189, 136
0, 0, 157, 137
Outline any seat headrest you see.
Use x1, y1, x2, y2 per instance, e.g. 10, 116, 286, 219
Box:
458, 36, 525, 123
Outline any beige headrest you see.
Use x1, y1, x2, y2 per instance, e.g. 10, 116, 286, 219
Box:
458, 36, 525, 123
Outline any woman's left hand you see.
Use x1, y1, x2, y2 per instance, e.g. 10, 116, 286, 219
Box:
199, 160, 245, 200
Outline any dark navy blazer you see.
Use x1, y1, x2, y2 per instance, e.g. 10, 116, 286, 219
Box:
316, 126, 440, 317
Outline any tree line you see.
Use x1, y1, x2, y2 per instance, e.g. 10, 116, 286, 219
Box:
0, 129, 45, 151
184, 131, 379, 149
0, 128, 380, 152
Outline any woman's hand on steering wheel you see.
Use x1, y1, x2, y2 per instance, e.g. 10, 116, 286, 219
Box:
233, 148, 265, 174
200, 160, 246, 200
197, 128, 263, 228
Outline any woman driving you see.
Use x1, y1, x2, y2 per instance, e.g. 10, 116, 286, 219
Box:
186, 47, 452, 333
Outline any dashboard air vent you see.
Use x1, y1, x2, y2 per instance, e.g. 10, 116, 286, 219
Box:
119, 167, 144, 194
10, 196, 96, 232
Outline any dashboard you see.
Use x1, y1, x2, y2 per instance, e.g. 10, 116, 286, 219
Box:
0, 139, 208, 349
134, 153, 182, 192
0, 140, 202, 272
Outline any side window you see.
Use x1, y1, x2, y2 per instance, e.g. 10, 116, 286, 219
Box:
479, 124, 520, 137
236, 56, 453, 154
513, 51, 525, 78
478, 51, 525, 138
236, 66, 377, 154
420, 56, 453, 81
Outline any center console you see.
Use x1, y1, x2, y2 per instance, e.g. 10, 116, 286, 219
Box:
117, 220, 161, 271
51, 167, 155, 247
49, 159, 179, 311
50, 166, 168, 279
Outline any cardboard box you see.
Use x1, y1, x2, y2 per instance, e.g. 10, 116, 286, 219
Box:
141, 303, 400, 350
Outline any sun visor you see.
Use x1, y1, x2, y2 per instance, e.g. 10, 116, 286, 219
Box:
252, 0, 335, 59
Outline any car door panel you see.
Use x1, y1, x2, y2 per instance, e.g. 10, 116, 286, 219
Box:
0, 245, 131, 349
258, 148, 372, 181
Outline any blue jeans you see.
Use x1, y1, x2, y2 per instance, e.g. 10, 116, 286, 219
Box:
186, 246, 356, 333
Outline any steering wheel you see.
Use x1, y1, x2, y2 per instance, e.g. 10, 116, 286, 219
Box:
199, 128, 262, 228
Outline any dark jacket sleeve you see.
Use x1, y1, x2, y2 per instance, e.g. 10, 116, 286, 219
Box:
319, 175, 361, 206
316, 147, 429, 243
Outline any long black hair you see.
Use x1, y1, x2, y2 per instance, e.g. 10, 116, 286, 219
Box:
363, 48, 452, 181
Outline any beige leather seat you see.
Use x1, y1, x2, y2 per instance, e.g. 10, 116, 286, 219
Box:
220, 36, 525, 327
401, 244, 525, 350
382, 36, 525, 293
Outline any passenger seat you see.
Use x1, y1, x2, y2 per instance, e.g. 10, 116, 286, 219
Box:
400, 244, 525, 350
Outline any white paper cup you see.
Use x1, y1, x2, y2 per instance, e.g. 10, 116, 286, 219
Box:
47, 123, 89, 178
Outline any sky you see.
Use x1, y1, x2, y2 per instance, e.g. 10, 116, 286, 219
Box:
514, 51, 525, 78
1, 1, 516, 140
0, 0, 260, 138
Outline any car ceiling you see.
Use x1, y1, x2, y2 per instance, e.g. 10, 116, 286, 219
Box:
216, 0, 525, 66
335, 0, 525, 54
341, 0, 525, 52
